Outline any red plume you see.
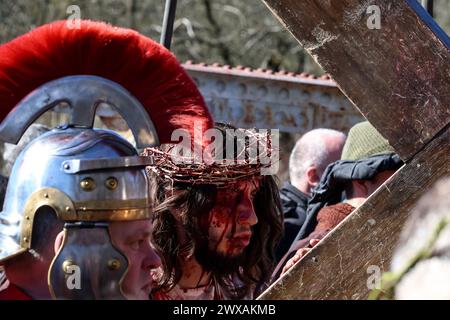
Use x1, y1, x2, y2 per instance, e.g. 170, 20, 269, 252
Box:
0, 20, 213, 144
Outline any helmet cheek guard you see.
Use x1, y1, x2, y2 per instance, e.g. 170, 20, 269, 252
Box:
49, 223, 128, 300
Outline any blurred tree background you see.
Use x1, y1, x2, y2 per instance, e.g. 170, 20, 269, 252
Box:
1, 0, 448, 75
0, 0, 448, 185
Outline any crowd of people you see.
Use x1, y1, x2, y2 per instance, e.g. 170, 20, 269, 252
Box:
0, 19, 447, 300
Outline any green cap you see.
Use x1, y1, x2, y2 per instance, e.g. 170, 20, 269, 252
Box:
341, 121, 395, 161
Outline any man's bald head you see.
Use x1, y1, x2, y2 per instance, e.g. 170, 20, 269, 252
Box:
289, 129, 346, 195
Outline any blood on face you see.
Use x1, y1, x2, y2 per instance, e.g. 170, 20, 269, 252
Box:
204, 177, 260, 257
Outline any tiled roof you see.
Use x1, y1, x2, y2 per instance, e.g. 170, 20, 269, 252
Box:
182, 61, 336, 87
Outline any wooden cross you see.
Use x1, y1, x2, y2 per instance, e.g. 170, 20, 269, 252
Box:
258, 0, 450, 299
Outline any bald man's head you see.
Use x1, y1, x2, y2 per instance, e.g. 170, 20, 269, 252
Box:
289, 129, 346, 195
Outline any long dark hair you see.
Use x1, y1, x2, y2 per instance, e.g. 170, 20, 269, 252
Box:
151, 174, 283, 299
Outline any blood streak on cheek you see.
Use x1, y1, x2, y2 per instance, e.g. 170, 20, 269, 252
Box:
212, 191, 238, 228
201, 191, 232, 231
208, 187, 242, 253
210, 208, 233, 252
212, 207, 231, 227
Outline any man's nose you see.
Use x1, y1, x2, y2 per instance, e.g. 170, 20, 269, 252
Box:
237, 196, 258, 226
143, 244, 162, 271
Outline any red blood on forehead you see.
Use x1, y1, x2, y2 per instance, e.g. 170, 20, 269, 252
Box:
209, 206, 233, 228
201, 178, 260, 254
204, 189, 240, 247
209, 178, 260, 228
233, 177, 261, 191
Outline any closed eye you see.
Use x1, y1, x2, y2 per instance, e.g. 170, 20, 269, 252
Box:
128, 237, 150, 250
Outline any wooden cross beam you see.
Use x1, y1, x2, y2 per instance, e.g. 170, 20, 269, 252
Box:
258, 0, 450, 299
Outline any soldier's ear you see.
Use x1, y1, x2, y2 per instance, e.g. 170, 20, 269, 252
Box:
54, 231, 65, 254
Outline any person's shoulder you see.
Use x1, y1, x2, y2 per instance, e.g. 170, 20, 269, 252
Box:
0, 281, 33, 300
279, 185, 295, 202
315, 202, 355, 231
280, 184, 308, 217
318, 202, 355, 215
153, 283, 216, 300
280, 183, 304, 199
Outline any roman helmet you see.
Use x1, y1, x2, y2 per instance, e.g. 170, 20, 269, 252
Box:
0, 20, 212, 299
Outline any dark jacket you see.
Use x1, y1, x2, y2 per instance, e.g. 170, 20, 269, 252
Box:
294, 153, 403, 242
275, 182, 309, 261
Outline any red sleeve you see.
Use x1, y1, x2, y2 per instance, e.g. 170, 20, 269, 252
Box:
0, 282, 33, 300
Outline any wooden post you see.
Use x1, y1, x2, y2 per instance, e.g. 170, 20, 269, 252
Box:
259, 0, 450, 299
261, 0, 449, 161
260, 125, 450, 299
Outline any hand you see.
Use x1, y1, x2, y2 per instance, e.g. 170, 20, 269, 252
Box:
281, 238, 321, 276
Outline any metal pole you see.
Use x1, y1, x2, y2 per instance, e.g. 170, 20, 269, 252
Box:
160, 0, 178, 49
421, 0, 434, 17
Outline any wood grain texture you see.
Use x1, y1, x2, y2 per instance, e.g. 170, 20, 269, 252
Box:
259, 125, 450, 300
262, 0, 450, 160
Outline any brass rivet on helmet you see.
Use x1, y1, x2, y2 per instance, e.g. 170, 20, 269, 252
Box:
62, 260, 75, 273
80, 178, 95, 191
107, 258, 121, 271
23, 237, 28, 243
65, 206, 71, 212
105, 177, 119, 190
44, 193, 49, 199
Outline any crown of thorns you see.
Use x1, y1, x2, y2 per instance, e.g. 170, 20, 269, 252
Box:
144, 130, 277, 187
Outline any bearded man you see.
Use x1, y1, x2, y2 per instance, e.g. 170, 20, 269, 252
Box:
148, 124, 283, 299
